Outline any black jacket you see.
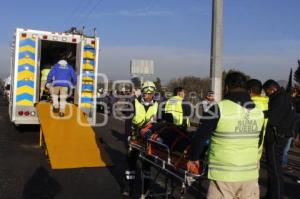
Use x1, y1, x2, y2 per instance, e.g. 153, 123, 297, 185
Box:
266, 87, 294, 136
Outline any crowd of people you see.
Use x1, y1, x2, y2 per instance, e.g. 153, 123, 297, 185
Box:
120, 72, 300, 198
39, 59, 300, 198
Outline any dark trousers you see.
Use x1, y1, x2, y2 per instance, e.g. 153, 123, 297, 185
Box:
125, 147, 151, 195
264, 128, 288, 199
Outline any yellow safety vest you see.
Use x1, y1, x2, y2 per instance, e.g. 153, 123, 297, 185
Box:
41, 69, 51, 81
251, 95, 269, 160
165, 96, 190, 127
208, 100, 264, 182
132, 99, 158, 128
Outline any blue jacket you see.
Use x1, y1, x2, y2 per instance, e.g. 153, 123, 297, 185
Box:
47, 60, 77, 88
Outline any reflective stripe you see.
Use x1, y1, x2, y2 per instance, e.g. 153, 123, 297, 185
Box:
214, 131, 261, 136
209, 162, 257, 167
125, 170, 136, 175
126, 175, 136, 180
209, 167, 258, 172
212, 134, 260, 139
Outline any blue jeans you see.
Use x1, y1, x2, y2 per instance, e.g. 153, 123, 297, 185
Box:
282, 137, 293, 166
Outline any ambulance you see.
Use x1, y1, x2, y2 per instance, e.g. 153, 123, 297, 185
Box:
9, 28, 99, 125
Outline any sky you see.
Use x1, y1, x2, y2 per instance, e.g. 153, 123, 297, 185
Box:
0, 0, 300, 83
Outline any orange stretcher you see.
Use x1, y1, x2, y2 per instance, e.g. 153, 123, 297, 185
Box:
128, 123, 205, 197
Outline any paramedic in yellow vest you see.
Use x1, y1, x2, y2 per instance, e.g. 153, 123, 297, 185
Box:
165, 86, 191, 129
40, 64, 51, 99
187, 72, 265, 199
123, 81, 158, 197
247, 79, 269, 161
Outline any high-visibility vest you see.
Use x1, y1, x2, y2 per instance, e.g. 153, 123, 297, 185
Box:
41, 68, 51, 81
165, 96, 190, 127
208, 99, 264, 182
132, 99, 158, 128
251, 95, 269, 160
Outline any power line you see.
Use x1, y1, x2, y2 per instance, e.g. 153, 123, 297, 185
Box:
61, 0, 86, 29
73, 0, 98, 27
62, 0, 96, 29
76, 0, 104, 28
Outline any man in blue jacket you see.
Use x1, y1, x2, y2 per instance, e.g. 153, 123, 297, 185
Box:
47, 59, 77, 117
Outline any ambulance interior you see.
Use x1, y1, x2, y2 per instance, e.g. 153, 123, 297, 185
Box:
39, 40, 77, 102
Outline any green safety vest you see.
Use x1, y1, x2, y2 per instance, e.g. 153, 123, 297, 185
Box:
251, 96, 269, 160
41, 69, 51, 81
132, 99, 158, 128
165, 96, 190, 127
208, 100, 264, 182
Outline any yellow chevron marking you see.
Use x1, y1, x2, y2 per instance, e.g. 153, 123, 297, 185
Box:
16, 100, 34, 106
80, 103, 92, 108
17, 70, 34, 80
83, 51, 95, 59
82, 81, 94, 84
16, 86, 34, 95
81, 93, 93, 98
82, 77, 94, 82
18, 58, 35, 66
83, 64, 94, 70
19, 46, 36, 54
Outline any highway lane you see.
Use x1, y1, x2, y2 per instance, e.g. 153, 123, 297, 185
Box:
0, 98, 122, 199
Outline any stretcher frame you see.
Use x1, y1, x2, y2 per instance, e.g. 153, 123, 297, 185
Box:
129, 138, 204, 198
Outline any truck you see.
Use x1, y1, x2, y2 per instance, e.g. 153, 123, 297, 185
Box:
9, 28, 99, 125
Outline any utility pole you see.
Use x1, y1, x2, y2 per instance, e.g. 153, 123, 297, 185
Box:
210, 0, 223, 101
